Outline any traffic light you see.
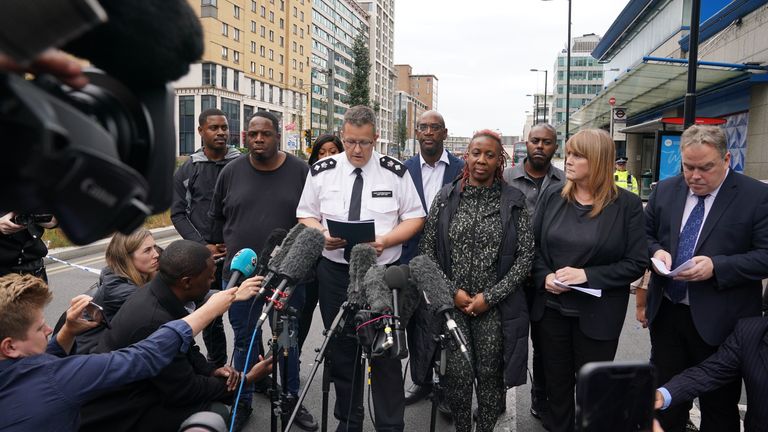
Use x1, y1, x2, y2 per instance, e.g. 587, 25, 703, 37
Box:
304, 129, 312, 148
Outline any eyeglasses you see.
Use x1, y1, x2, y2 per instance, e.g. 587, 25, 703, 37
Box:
343, 139, 374, 148
417, 123, 444, 132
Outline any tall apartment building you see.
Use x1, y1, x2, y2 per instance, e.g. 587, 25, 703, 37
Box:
357, 0, 395, 154
309, 0, 368, 140
173, 0, 312, 155
394, 64, 439, 158
410, 74, 438, 111
551, 33, 604, 148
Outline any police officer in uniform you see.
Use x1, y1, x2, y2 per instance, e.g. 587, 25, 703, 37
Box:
614, 156, 639, 194
297, 105, 425, 432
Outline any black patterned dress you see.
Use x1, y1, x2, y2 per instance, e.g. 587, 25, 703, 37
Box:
419, 181, 534, 432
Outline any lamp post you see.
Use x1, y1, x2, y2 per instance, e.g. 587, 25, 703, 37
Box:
683, 0, 702, 128
542, 0, 571, 142
531, 69, 548, 123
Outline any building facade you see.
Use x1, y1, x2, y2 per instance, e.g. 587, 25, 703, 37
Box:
357, 0, 395, 155
572, 0, 768, 197
309, 0, 369, 141
551, 33, 605, 148
174, 0, 313, 155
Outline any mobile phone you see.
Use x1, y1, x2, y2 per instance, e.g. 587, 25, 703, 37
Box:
576, 361, 655, 432
81, 301, 111, 329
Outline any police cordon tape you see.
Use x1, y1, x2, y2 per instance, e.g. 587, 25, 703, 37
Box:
46, 255, 101, 274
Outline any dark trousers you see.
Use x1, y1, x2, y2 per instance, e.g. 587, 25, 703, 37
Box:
316, 257, 405, 432
298, 276, 319, 350
530, 319, 547, 404
202, 261, 227, 367
406, 305, 431, 386
650, 298, 742, 432
539, 307, 620, 432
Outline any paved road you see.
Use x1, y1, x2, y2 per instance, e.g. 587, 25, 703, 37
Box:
43, 234, 746, 431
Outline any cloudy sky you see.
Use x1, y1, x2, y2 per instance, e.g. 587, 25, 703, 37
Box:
393, 0, 630, 137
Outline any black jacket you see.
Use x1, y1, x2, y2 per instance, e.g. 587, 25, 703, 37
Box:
171, 147, 240, 244
413, 179, 532, 388
532, 186, 647, 340
80, 278, 228, 432
0, 223, 47, 275
91, 267, 139, 322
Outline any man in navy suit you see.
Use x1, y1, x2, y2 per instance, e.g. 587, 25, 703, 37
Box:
401, 110, 464, 405
645, 125, 768, 432
655, 316, 768, 432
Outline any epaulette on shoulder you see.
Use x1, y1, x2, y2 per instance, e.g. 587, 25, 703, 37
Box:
379, 155, 405, 177
310, 158, 338, 176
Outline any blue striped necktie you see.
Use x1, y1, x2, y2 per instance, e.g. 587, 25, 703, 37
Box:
667, 195, 707, 303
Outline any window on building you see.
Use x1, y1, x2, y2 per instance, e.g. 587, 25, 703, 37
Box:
293, 6, 297, 17
280, 18, 284, 29
269, 30, 274, 41
251, 1, 257, 12
300, 11, 304, 21
260, 5, 265, 16
250, 61, 256, 73
250, 41, 256, 53
300, 28, 303, 38
244, 104, 254, 125
221, 66, 228, 87
293, 41, 297, 52
280, 0, 285, 10
279, 36, 284, 47
201, 95, 217, 110
260, 45, 265, 57
234, 5, 240, 18
234, 70, 240, 92
279, 54, 283, 65
251, 20, 256, 32
269, 49, 273, 60
260, 25, 266, 37
221, 97, 241, 145
260, 65, 265, 76
202, 63, 216, 85
279, 72, 283, 83
233, 51, 240, 63
233, 28, 240, 41
299, 62, 303, 72
202, 0, 217, 5
269, 11, 274, 22
299, 45, 303, 55
293, 24, 297, 35
178, 95, 195, 155
292, 59, 296, 69
221, 46, 228, 60
261, 82, 267, 101
250, 80, 256, 98
222, 23, 228, 36
269, 68, 273, 79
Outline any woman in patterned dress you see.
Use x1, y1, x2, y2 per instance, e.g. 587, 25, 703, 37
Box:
419, 129, 534, 432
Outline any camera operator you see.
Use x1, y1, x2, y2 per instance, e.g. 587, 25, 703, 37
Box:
0, 211, 58, 281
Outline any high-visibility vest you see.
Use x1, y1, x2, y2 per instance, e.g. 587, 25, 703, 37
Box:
614, 170, 639, 195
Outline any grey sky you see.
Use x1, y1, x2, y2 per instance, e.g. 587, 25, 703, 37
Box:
393, 0, 630, 138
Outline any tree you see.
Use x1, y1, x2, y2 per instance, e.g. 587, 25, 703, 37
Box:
395, 109, 408, 159
347, 33, 370, 108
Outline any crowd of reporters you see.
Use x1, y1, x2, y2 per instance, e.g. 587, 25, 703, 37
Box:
1, 100, 766, 432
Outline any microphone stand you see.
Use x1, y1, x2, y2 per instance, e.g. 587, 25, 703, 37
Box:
268, 306, 298, 432
429, 333, 449, 432
285, 301, 359, 432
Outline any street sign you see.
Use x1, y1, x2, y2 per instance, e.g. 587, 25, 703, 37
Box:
609, 97, 616, 106
611, 107, 627, 141
613, 108, 626, 120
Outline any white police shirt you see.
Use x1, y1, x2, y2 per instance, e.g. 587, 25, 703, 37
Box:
296, 151, 425, 265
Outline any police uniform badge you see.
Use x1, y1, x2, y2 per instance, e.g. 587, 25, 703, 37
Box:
379, 155, 405, 177
311, 157, 337, 176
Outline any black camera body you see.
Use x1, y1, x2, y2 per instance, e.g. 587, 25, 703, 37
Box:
353, 309, 408, 360
11, 213, 54, 226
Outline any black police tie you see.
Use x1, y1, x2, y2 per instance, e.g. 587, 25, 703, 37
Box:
348, 168, 363, 221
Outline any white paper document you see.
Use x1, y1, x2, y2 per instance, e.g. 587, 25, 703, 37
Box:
553, 279, 602, 297
651, 257, 695, 278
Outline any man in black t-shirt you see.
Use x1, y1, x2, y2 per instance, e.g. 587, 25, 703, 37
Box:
209, 111, 316, 431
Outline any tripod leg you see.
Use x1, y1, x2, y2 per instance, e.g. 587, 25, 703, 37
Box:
321, 356, 331, 432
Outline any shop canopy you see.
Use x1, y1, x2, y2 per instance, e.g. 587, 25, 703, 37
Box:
569, 61, 749, 133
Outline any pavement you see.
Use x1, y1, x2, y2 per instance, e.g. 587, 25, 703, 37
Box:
44, 225, 179, 265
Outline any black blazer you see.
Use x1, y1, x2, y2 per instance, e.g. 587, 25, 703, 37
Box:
400, 151, 464, 264
664, 316, 768, 432
532, 186, 647, 340
645, 171, 768, 346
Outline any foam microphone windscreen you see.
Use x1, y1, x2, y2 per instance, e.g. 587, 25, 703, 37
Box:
255, 228, 288, 276
62, 0, 204, 87
397, 264, 421, 328
347, 244, 378, 306
229, 248, 257, 278
277, 228, 325, 282
364, 265, 391, 313
409, 255, 454, 310
269, 223, 307, 273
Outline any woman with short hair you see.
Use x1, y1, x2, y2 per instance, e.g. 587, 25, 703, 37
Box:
532, 129, 647, 432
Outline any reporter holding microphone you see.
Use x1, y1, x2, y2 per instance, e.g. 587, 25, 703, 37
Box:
417, 130, 534, 432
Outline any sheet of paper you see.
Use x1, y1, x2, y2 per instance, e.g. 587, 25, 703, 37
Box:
553, 279, 602, 298
651, 257, 695, 278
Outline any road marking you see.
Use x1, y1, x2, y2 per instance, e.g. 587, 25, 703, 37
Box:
494, 387, 517, 432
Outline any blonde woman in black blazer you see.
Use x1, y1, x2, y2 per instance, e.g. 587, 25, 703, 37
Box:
531, 129, 647, 432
